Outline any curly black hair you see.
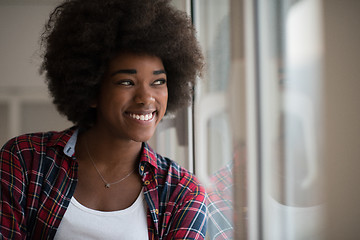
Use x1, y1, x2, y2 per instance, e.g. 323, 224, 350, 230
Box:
41, 0, 203, 128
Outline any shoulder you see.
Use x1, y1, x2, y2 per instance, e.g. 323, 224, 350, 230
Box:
0, 127, 76, 171
150, 152, 207, 239
1, 127, 75, 153
145, 144, 206, 201
162, 156, 204, 195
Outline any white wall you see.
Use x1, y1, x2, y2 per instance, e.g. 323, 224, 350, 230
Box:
0, 1, 61, 88
0, 1, 72, 146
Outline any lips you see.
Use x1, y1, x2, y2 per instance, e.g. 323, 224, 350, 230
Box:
128, 111, 155, 121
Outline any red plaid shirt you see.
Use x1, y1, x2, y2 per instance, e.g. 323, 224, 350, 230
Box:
206, 163, 233, 240
0, 128, 207, 239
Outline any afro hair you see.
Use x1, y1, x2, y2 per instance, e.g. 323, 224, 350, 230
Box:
41, 0, 203, 128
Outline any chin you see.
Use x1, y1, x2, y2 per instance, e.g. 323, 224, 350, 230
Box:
131, 133, 154, 143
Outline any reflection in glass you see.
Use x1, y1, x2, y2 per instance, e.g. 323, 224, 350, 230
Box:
258, 0, 325, 239
193, 0, 246, 239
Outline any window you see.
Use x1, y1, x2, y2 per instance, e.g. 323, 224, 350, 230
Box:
192, 0, 247, 239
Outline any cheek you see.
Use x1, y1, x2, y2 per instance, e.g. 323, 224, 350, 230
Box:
162, 90, 169, 109
98, 93, 127, 113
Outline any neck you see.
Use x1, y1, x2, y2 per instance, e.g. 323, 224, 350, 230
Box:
77, 127, 143, 172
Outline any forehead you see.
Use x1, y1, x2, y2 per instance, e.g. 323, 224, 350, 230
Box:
107, 52, 164, 72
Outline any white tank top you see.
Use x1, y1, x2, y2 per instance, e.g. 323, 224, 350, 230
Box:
54, 190, 149, 240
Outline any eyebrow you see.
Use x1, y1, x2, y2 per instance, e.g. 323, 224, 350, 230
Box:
111, 69, 166, 76
153, 70, 166, 75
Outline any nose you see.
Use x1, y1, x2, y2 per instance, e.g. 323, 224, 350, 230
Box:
134, 85, 155, 105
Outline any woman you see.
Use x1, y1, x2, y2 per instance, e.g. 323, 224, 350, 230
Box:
0, 0, 206, 239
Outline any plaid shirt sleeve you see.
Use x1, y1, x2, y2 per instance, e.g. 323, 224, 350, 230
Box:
141, 143, 207, 240
0, 129, 77, 240
0, 137, 27, 239
163, 175, 207, 239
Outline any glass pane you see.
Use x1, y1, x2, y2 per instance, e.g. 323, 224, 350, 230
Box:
193, 0, 247, 239
207, 113, 232, 176
257, 0, 325, 239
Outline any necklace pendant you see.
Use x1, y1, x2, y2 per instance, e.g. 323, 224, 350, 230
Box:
105, 183, 110, 188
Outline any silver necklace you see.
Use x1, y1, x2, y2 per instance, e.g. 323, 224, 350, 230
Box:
85, 139, 135, 188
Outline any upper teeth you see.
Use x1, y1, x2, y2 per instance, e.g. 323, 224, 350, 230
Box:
129, 112, 153, 121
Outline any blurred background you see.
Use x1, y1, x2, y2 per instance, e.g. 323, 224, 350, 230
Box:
1, 0, 359, 239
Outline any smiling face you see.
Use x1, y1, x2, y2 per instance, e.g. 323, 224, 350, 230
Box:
94, 52, 168, 143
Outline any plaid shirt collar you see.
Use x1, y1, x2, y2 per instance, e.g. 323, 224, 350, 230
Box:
62, 128, 158, 170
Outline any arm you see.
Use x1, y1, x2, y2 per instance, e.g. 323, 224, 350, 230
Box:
0, 139, 27, 240
165, 183, 207, 240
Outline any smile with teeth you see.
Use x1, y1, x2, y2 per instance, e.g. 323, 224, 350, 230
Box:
129, 112, 155, 121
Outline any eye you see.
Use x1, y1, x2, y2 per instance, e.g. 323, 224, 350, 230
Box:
152, 78, 167, 86
116, 80, 134, 86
